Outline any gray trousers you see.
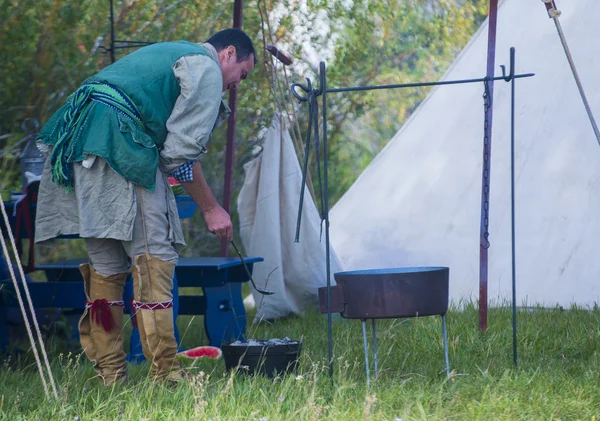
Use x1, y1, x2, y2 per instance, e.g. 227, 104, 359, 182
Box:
85, 169, 178, 276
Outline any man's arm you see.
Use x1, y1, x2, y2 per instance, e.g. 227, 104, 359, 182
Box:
181, 160, 232, 241
159, 55, 223, 174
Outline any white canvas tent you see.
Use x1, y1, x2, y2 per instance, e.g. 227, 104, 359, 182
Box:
330, 0, 600, 308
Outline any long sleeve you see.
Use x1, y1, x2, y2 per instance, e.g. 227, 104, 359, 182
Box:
159, 54, 223, 175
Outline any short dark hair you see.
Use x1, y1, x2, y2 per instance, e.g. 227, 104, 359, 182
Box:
206, 28, 257, 65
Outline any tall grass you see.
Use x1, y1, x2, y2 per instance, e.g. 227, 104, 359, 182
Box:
1, 302, 599, 420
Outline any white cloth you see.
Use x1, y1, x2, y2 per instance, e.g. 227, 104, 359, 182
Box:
237, 115, 342, 320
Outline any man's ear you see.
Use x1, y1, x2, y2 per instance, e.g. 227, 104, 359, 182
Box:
227, 45, 237, 59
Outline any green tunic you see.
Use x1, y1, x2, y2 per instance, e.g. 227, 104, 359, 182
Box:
38, 41, 214, 192
35, 43, 226, 248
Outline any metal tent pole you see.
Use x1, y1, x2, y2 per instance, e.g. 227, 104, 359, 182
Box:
479, 0, 499, 332
221, 0, 244, 257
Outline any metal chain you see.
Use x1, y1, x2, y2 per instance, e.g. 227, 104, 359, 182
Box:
481, 81, 492, 249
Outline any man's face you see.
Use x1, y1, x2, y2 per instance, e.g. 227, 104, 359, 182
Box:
219, 46, 255, 91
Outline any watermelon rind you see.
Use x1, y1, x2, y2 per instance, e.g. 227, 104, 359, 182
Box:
177, 346, 222, 362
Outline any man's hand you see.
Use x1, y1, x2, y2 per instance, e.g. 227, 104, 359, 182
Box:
203, 205, 233, 241
178, 161, 234, 241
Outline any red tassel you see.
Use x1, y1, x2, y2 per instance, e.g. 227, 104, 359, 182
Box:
90, 299, 114, 332
129, 297, 138, 330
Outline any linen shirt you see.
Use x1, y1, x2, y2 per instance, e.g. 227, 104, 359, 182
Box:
35, 43, 228, 249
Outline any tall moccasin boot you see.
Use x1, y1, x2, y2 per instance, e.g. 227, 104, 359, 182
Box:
78, 263, 128, 386
79, 264, 97, 365
131, 254, 184, 382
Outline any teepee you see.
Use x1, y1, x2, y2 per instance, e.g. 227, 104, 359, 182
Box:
330, 0, 600, 308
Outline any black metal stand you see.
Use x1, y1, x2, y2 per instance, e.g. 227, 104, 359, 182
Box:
509, 48, 519, 368
291, 47, 531, 378
360, 314, 449, 386
102, 0, 157, 64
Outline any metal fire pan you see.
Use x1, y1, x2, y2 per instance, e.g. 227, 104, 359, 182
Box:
318, 267, 449, 319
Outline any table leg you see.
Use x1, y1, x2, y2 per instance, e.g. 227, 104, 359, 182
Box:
202, 283, 246, 347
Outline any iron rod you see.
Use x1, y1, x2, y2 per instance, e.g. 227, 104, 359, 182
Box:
324, 74, 532, 94
295, 83, 314, 242
313, 92, 325, 218
372, 319, 378, 380
510, 47, 518, 368
442, 314, 450, 378
292, 74, 533, 102
362, 319, 370, 386
321, 61, 334, 379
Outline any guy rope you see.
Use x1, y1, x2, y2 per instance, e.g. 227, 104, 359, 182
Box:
0, 197, 58, 400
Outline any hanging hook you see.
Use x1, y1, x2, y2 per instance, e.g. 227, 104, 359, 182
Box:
500, 47, 516, 82
291, 77, 312, 102
499, 65, 510, 82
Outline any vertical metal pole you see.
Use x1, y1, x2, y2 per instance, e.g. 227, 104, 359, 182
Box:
442, 314, 450, 378
320, 61, 334, 378
509, 47, 518, 368
372, 319, 378, 380
221, 0, 244, 257
109, 0, 116, 63
295, 85, 314, 242
362, 319, 370, 387
479, 0, 498, 331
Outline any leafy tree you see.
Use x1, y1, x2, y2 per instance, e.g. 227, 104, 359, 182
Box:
279, 0, 489, 203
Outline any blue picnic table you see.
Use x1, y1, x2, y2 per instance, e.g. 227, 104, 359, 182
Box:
0, 195, 263, 357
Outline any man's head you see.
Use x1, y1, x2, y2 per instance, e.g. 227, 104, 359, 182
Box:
207, 28, 256, 91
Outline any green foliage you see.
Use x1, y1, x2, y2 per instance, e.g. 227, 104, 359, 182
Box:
297, 0, 489, 202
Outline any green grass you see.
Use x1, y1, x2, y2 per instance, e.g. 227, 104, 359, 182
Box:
1, 303, 600, 420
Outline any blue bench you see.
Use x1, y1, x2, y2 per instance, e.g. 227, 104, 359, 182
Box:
1, 195, 263, 355
0, 256, 263, 356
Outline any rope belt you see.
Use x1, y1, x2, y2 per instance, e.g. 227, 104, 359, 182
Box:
46, 81, 144, 190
